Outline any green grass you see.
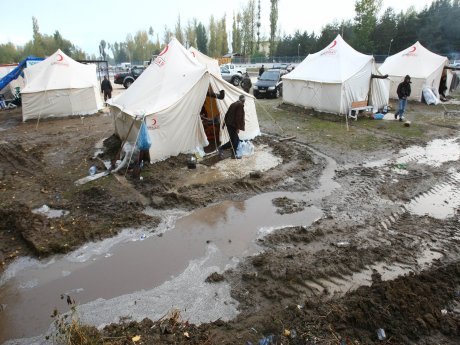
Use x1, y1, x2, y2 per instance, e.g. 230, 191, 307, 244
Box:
255, 99, 459, 152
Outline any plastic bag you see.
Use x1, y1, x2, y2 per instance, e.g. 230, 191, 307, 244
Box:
137, 122, 152, 150
422, 87, 439, 105
236, 140, 254, 157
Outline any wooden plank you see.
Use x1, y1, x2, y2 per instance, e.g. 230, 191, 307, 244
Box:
351, 100, 368, 108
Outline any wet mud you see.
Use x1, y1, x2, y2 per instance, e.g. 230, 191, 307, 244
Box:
1, 96, 460, 344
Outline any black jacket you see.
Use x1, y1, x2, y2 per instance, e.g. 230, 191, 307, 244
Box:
397, 81, 411, 99
224, 101, 245, 131
101, 79, 113, 92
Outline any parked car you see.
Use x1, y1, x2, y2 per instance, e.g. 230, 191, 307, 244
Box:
272, 63, 293, 72
449, 60, 460, 68
114, 66, 145, 88
220, 66, 242, 86
220, 63, 246, 75
253, 69, 286, 99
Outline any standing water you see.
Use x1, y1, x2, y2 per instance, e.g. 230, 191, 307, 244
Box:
0, 145, 339, 344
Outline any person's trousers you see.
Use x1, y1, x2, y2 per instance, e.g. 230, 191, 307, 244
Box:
103, 90, 112, 102
397, 98, 407, 119
220, 125, 240, 154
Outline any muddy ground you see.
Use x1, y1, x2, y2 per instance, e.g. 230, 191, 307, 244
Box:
1, 94, 460, 344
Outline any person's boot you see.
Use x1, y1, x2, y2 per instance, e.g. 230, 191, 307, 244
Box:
218, 147, 224, 158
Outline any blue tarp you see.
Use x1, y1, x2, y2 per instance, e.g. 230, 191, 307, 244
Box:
0, 56, 44, 91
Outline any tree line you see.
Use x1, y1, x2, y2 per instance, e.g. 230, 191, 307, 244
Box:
0, 0, 459, 65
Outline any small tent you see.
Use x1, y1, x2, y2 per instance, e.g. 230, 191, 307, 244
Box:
108, 38, 260, 162
282, 35, 388, 114
379, 41, 449, 101
21, 49, 103, 121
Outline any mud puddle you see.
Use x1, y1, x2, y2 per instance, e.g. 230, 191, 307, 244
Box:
0, 144, 337, 343
365, 136, 460, 168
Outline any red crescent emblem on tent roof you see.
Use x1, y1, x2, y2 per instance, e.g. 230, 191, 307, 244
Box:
151, 118, 157, 126
191, 51, 196, 57
57, 54, 63, 61
159, 45, 169, 56
409, 46, 416, 53
330, 40, 337, 49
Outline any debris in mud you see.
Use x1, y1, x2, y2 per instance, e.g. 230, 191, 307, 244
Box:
205, 272, 225, 283
249, 171, 263, 179
272, 196, 307, 214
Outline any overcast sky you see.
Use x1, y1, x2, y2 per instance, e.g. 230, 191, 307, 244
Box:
0, 0, 434, 56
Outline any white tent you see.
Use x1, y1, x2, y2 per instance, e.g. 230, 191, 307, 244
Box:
283, 35, 389, 114
21, 49, 103, 121
379, 41, 449, 101
109, 38, 260, 162
188, 47, 221, 76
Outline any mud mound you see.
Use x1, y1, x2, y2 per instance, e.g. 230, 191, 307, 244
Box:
101, 134, 122, 159
0, 141, 44, 177
299, 262, 460, 344
272, 197, 308, 214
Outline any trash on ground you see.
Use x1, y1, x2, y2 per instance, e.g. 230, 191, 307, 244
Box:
132, 335, 141, 342
336, 241, 350, 248
377, 328, 386, 340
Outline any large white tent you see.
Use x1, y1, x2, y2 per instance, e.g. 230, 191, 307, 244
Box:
379, 41, 449, 101
283, 35, 389, 114
21, 49, 103, 121
109, 38, 260, 162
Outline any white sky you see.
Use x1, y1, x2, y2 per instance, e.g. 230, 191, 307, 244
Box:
0, 0, 434, 56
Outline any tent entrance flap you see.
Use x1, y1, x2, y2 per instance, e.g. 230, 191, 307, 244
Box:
200, 87, 221, 152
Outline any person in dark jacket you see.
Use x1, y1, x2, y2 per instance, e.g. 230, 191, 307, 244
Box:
101, 76, 113, 103
259, 65, 265, 77
241, 72, 252, 93
218, 95, 246, 159
395, 75, 411, 121
439, 72, 448, 101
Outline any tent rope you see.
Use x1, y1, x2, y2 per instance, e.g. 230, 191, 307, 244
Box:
254, 98, 285, 134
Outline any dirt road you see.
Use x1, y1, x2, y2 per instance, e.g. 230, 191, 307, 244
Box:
1, 94, 460, 344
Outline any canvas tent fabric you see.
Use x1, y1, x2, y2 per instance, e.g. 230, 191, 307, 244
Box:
379, 41, 449, 101
108, 38, 260, 162
282, 35, 388, 114
21, 49, 103, 121
188, 47, 221, 76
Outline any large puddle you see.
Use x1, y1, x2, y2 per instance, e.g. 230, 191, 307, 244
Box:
0, 144, 338, 344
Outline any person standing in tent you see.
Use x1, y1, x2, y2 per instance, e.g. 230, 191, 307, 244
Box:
395, 75, 411, 122
259, 65, 265, 77
101, 76, 113, 103
218, 95, 246, 159
241, 72, 252, 93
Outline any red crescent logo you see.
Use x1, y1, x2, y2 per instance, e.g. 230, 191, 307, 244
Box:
191, 51, 196, 57
409, 46, 416, 53
159, 45, 169, 56
57, 54, 63, 61
330, 40, 337, 49
152, 118, 157, 126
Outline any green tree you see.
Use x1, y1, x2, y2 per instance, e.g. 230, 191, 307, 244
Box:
353, 0, 382, 53
269, 0, 279, 56
209, 16, 218, 57
175, 15, 185, 45
196, 22, 208, 54
241, 0, 257, 56
231, 13, 242, 53
372, 7, 397, 55
185, 19, 197, 48
31, 16, 45, 56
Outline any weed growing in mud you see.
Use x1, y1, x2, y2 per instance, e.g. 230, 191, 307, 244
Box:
45, 294, 101, 345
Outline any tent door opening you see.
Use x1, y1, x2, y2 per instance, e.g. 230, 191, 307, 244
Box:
200, 92, 221, 153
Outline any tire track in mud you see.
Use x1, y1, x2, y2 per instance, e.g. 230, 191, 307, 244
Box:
0, 141, 44, 177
